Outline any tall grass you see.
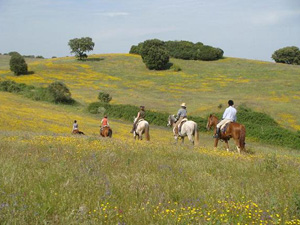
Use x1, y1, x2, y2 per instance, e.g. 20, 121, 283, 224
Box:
0, 135, 299, 224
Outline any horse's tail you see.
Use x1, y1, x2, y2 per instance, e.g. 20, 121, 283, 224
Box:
239, 125, 246, 150
108, 128, 112, 138
145, 124, 150, 141
194, 122, 199, 145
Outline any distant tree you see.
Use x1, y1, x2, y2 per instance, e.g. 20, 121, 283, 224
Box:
98, 92, 112, 103
141, 39, 169, 70
129, 42, 144, 54
272, 46, 300, 65
9, 52, 28, 75
47, 82, 73, 103
68, 37, 95, 60
36, 55, 44, 59
8, 51, 20, 57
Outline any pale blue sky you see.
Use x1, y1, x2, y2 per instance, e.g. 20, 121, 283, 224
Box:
0, 0, 299, 61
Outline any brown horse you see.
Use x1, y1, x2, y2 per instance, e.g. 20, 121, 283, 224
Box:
100, 127, 112, 138
72, 130, 85, 135
206, 114, 246, 153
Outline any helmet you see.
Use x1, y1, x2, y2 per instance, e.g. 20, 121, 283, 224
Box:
181, 103, 186, 107
140, 105, 145, 109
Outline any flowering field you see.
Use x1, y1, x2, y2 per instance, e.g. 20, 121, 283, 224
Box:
0, 54, 299, 131
1, 91, 300, 224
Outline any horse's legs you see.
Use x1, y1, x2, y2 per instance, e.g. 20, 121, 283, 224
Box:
188, 134, 194, 145
224, 140, 230, 152
234, 138, 241, 154
214, 138, 219, 150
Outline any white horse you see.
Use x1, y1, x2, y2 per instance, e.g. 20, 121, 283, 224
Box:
167, 115, 199, 145
133, 117, 150, 141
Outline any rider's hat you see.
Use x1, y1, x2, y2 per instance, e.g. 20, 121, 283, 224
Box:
104, 115, 107, 118
181, 102, 186, 107
140, 105, 145, 109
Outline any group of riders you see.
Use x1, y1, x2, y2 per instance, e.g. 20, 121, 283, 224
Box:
72, 99, 237, 139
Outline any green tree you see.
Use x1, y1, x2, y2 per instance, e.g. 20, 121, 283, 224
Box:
98, 92, 112, 103
68, 37, 95, 60
141, 39, 169, 70
9, 52, 28, 75
47, 82, 73, 103
272, 46, 300, 65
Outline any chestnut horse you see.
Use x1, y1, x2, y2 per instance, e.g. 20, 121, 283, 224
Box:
100, 127, 112, 138
72, 130, 85, 135
206, 114, 246, 153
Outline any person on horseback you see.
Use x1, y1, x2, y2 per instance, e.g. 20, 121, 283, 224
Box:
130, 106, 146, 133
213, 100, 237, 138
175, 103, 187, 136
100, 115, 109, 131
72, 120, 79, 134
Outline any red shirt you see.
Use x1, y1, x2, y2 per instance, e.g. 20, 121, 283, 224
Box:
101, 118, 108, 126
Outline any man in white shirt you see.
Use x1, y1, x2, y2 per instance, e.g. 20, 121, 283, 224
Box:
213, 100, 237, 138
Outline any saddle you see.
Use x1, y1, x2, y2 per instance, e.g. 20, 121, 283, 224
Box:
178, 118, 188, 135
221, 122, 231, 134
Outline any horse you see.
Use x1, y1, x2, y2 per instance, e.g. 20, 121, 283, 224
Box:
72, 130, 85, 135
133, 117, 150, 141
167, 115, 199, 145
100, 126, 112, 138
206, 114, 246, 153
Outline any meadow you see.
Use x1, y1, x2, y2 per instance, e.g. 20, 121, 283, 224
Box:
0, 54, 300, 224
0, 90, 300, 224
0, 54, 299, 131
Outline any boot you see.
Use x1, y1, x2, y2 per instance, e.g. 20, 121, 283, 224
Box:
213, 128, 220, 138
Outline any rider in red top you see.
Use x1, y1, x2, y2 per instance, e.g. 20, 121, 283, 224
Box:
101, 115, 109, 129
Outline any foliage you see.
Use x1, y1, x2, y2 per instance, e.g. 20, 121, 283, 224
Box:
272, 46, 300, 65
131, 40, 224, 61
141, 39, 169, 70
68, 37, 95, 60
98, 92, 112, 103
9, 53, 28, 75
47, 81, 74, 103
170, 63, 182, 72
0, 80, 74, 104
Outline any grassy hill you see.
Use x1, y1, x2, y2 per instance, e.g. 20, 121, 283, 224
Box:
0, 92, 300, 224
0, 54, 299, 132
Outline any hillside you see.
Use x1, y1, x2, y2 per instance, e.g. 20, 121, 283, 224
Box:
0, 54, 299, 132
0, 91, 300, 224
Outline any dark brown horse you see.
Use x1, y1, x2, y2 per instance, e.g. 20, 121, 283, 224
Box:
100, 127, 112, 138
72, 130, 85, 135
206, 114, 246, 153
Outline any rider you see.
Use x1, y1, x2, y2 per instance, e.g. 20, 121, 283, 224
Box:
101, 115, 109, 130
213, 100, 237, 138
130, 106, 146, 133
175, 103, 187, 136
72, 120, 79, 133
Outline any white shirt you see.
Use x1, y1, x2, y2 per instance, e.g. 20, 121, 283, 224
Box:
222, 106, 237, 122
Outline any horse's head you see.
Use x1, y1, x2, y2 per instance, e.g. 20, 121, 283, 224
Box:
167, 115, 176, 127
206, 114, 217, 130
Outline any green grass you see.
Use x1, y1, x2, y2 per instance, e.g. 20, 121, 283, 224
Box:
0, 54, 299, 131
0, 133, 300, 224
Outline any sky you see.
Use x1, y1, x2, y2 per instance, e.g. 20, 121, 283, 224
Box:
0, 0, 299, 61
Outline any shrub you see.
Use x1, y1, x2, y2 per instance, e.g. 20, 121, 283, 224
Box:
141, 39, 169, 70
9, 53, 28, 75
129, 42, 144, 54
47, 82, 74, 103
0, 80, 21, 92
98, 92, 112, 103
170, 64, 182, 72
272, 46, 300, 65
